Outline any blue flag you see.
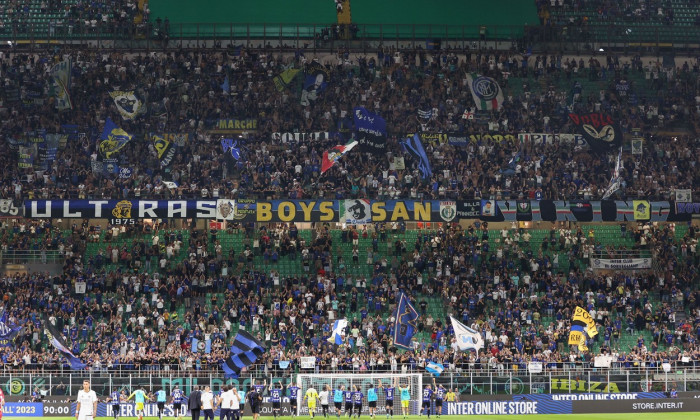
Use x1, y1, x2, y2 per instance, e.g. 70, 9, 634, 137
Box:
354, 107, 387, 154
98, 118, 132, 159
43, 315, 85, 370
0, 311, 21, 347
221, 138, 242, 160
221, 330, 266, 378
394, 293, 419, 350
401, 134, 432, 179
426, 362, 444, 376
221, 76, 230, 94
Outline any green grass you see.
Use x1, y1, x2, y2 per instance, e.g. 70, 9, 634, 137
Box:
5, 415, 700, 420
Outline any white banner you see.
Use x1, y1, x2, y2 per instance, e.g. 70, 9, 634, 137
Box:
528, 362, 543, 373
591, 258, 651, 270
75, 282, 86, 294
518, 132, 586, 147
675, 189, 692, 203
300, 356, 316, 369
594, 355, 614, 368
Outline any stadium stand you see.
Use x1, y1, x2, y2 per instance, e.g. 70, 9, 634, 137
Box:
0, 0, 698, 386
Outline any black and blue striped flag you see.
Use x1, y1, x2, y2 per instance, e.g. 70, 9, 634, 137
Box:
221, 330, 266, 378
43, 315, 86, 370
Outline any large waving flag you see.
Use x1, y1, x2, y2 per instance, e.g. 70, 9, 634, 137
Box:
466, 73, 504, 111
328, 319, 348, 345
272, 68, 301, 92
43, 315, 86, 369
602, 147, 623, 199
394, 293, 419, 350
0, 311, 22, 347
98, 118, 132, 159
401, 134, 432, 179
569, 306, 598, 349
109, 90, 146, 120
354, 107, 387, 154
426, 361, 444, 377
221, 330, 266, 378
450, 316, 484, 352
49, 59, 72, 110
321, 140, 358, 173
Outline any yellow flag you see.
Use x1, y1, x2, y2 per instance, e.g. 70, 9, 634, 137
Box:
633, 200, 650, 220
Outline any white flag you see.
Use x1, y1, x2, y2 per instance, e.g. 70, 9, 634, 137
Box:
328, 319, 347, 345
450, 316, 484, 352
602, 147, 623, 200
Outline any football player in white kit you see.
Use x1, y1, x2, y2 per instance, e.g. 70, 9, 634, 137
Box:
76, 380, 98, 420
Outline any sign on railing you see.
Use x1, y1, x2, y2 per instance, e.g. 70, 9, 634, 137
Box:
590, 258, 652, 270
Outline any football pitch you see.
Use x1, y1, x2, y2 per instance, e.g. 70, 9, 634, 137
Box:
5, 415, 700, 420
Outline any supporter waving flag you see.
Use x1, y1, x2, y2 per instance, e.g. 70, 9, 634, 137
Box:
43, 314, 86, 370
450, 316, 484, 353
221, 330, 266, 378
98, 118, 132, 159
401, 134, 432, 179
109, 90, 147, 120
602, 146, 623, 199
321, 140, 358, 173
394, 293, 419, 350
465, 73, 503, 111
49, 59, 72, 110
328, 319, 348, 345
0, 311, 21, 347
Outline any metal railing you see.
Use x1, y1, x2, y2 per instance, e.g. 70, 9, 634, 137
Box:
0, 250, 64, 265
2, 365, 700, 397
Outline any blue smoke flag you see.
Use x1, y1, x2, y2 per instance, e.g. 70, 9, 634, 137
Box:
401, 134, 432, 179
328, 319, 348, 345
43, 315, 86, 369
221, 330, 266, 379
0, 311, 21, 347
394, 293, 419, 350
426, 362, 444, 377
221, 75, 230, 94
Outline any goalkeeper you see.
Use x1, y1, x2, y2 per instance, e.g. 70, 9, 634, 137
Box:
304, 387, 319, 419
397, 381, 410, 419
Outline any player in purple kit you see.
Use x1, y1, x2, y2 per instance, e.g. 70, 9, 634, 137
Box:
377, 380, 395, 419
351, 385, 363, 419
431, 379, 445, 418
419, 385, 432, 418
288, 382, 300, 417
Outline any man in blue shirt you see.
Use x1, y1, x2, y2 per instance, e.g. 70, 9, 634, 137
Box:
420, 385, 432, 418
268, 381, 283, 419
367, 384, 378, 419
333, 385, 345, 418
156, 388, 167, 420
378, 381, 394, 419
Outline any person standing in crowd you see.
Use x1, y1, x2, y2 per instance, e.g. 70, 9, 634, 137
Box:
378, 380, 395, 419
304, 386, 319, 418
398, 381, 411, 419
127, 386, 150, 420
319, 385, 330, 418
351, 385, 363, 419
269, 381, 284, 419
367, 383, 378, 419
189, 386, 202, 420
432, 379, 445, 418
171, 386, 185, 420
76, 381, 98, 420
201, 386, 215, 420
333, 385, 344, 418
156, 387, 167, 420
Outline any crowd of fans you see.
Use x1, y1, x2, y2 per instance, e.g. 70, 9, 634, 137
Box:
1, 211, 698, 375
0, 47, 698, 203
0, 0, 145, 37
